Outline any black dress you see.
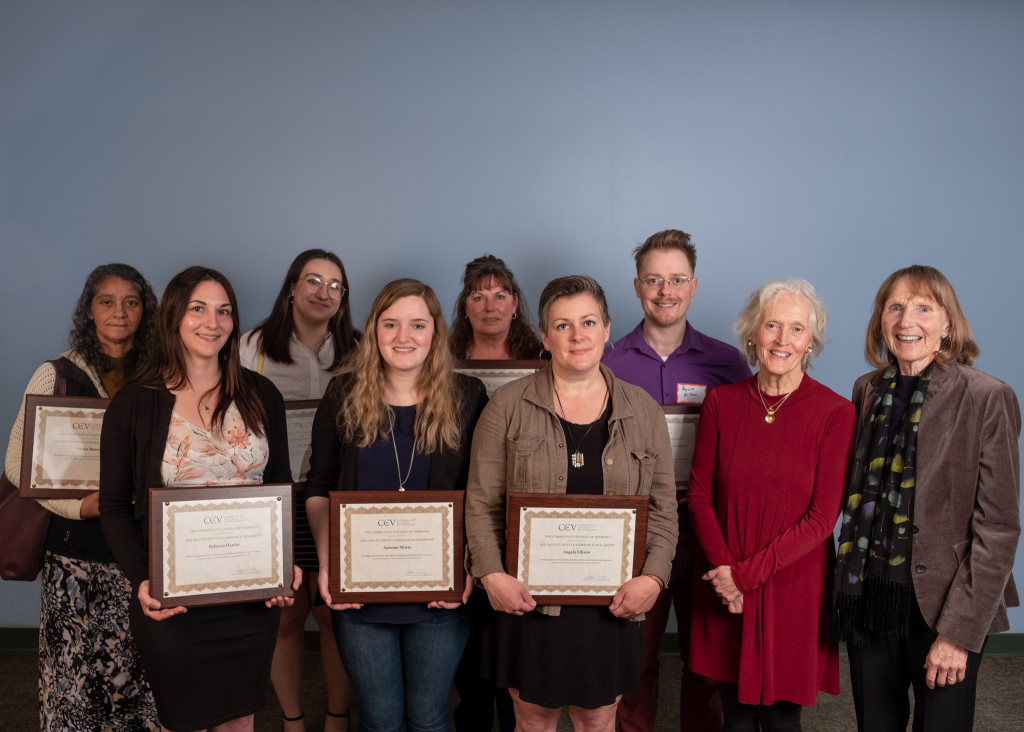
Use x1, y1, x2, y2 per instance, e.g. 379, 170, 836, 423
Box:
491, 403, 643, 709
100, 379, 289, 732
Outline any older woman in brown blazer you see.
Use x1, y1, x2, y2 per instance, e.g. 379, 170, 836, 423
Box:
830, 265, 1020, 732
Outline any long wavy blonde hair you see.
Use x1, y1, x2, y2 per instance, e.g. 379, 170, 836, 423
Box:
336, 278, 462, 453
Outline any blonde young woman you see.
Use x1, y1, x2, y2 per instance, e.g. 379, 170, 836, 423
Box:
305, 278, 487, 732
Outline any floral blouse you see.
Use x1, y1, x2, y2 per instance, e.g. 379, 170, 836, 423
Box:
161, 403, 270, 486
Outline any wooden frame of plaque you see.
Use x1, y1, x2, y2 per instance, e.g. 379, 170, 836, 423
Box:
284, 399, 320, 483
505, 493, 649, 606
148, 484, 294, 608
454, 360, 546, 397
20, 395, 110, 497
662, 403, 702, 493
329, 491, 465, 604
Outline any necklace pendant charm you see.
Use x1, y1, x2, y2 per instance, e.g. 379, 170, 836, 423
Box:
398, 487, 405, 492
765, 412, 775, 424
571, 451, 584, 469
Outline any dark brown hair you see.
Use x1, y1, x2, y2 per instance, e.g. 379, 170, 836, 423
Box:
245, 249, 358, 369
449, 254, 542, 359
134, 266, 267, 435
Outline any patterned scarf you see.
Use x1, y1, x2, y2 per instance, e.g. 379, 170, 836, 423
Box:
829, 361, 935, 646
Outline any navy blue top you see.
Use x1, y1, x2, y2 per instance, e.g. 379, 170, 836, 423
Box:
352, 405, 434, 624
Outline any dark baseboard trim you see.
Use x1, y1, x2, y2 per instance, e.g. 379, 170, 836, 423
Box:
0, 627, 325, 652
4, 626, 1024, 655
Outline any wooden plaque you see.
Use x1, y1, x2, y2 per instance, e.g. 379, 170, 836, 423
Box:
505, 493, 649, 605
328, 491, 464, 604
148, 484, 294, 608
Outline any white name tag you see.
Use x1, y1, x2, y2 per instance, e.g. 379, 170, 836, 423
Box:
676, 383, 707, 404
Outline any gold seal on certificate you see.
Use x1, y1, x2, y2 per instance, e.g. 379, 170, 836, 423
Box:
455, 360, 546, 397
148, 485, 294, 608
662, 405, 701, 492
506, 494, 649, 605
20, 395, 110, 498
329, 491, 464, 604
284, 400, 319, 483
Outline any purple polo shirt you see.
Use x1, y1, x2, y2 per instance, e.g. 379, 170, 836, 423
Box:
603, 320, 751, 405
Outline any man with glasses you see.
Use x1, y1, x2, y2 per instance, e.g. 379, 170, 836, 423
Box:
604, 229, 749, 732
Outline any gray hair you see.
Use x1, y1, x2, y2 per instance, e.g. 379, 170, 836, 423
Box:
734, 279, 827, 370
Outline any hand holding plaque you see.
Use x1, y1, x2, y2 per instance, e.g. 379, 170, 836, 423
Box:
148, 484, 294, 608
505, 493, 649, 606
328, 491, 465, 604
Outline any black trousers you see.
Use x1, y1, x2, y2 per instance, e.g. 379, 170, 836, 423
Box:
717, 683, 802, 732
847, 597, 986, 732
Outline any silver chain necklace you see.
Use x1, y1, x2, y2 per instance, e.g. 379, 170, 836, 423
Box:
388, 422, 415, 491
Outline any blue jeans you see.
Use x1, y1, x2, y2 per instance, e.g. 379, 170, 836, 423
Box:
332, 608, 471, 732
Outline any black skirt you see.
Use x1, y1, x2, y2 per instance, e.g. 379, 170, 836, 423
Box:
491, 604, 643, 709
129, 600, 281, 731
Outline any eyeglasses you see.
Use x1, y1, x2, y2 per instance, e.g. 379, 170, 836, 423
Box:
301, 276, 346, 299
638, 276, 695, 289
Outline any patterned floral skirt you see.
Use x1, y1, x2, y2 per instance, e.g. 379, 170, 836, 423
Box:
39, 552, 159, 731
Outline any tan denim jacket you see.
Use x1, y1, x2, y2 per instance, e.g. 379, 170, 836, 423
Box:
465, 363, 678, 617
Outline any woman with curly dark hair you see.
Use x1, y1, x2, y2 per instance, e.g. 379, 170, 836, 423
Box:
4, 263, 160, 730
450, 254, 542, 360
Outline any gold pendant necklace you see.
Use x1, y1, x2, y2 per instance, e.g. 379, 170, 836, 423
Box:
756, 380, 794, 424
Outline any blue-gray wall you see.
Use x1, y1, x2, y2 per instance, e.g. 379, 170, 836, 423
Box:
3, 1, 1022, 630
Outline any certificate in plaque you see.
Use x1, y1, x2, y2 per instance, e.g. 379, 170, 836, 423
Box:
455, 360, 546, 397
284, 400, 319, 483
20, 395, 110, 498
329, 491, 464, 604
148, 484, 294, 608
506, 494, 649, 605
663, 405, 701, 492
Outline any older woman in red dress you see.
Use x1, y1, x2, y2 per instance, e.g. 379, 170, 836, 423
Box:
688, 279, 855, 731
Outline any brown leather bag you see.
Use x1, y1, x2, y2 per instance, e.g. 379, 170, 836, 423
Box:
0, 359, 66, 581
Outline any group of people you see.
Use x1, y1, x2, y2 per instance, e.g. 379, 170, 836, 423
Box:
3, 230, 1019, 732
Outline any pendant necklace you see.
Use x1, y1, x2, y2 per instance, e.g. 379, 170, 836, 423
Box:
553, 384, 609, 468
756, 380, 794, 424
186, 383, 212, 414
388, 422, 415, 491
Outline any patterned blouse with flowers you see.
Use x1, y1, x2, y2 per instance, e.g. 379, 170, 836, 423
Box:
161, 403, 269, 486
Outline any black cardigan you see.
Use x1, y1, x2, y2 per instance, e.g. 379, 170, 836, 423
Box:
305, 372, 488, 499
98, 371, 290, 589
